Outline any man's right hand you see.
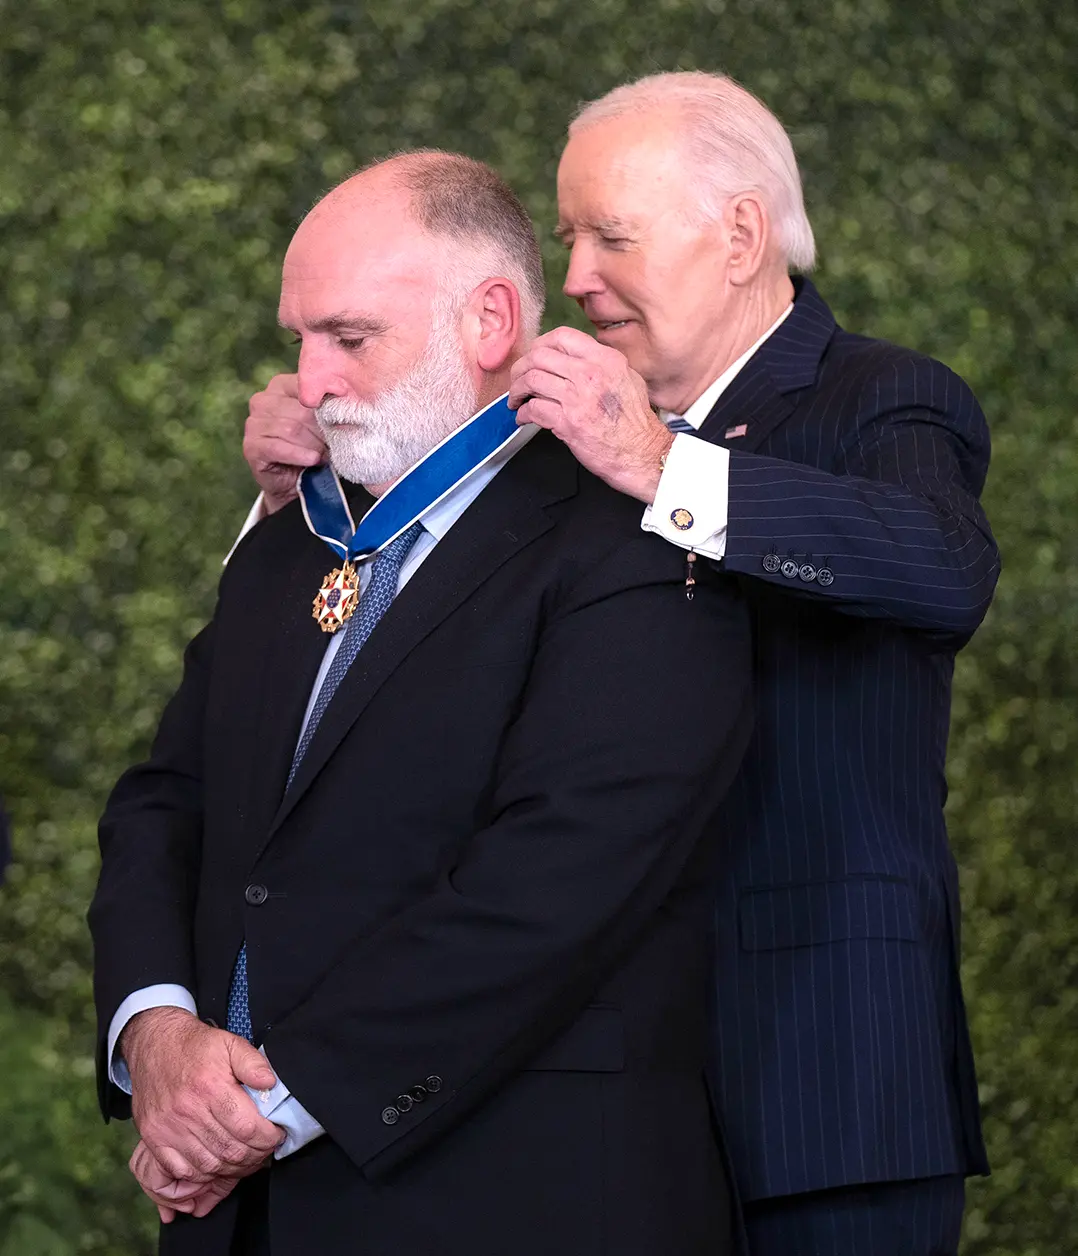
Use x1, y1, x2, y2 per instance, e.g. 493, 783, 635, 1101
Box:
121, 1007, 284, 1183
243, 373, 326, 514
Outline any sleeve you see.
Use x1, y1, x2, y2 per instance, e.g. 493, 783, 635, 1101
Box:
107, 985, 198, 1092
641, 433, 730, 558
244, 1052, 326, 1158
262, 534, 754, 1181
721, 355, 1000, 641
89, 611, 219, 1119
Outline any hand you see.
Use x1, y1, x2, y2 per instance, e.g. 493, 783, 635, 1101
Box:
122, 1007, 284, 1185
243, 373, 326, 513
130, 1139, 245, 1223
508, 327, 674, 504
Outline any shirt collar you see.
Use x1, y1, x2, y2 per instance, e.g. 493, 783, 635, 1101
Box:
661, 303, 794, 431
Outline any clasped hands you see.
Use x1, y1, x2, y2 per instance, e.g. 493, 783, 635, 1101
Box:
121, 1007, 285, 1223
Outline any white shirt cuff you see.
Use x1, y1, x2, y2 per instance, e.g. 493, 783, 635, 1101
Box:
107, 985, 198, 1093
640, 434, 730, 559
224, 493, 268, 566
246, 1048, 325, 1158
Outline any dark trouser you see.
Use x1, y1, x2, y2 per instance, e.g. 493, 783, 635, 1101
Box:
230, 1168, 272, 1256
742, 1175, 965, 1256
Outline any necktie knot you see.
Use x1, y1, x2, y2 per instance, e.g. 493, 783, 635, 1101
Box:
664, 415, 695, 434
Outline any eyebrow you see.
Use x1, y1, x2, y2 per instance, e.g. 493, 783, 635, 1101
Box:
554, 217, 634, 239
278, 313, 390, 335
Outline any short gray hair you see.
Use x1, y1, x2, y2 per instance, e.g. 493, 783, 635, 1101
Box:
379, 150, 546, 338
571, 72, 816, 273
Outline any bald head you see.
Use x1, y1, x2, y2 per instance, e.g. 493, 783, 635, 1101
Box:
301, 151, 545, 339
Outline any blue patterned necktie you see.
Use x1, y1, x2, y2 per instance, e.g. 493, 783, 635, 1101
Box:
226, 521, 425, 1042
665, 415, 695, 434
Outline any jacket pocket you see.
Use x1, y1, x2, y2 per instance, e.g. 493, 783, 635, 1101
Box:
524, 1005, 625, 1072
739, 876, 919, 952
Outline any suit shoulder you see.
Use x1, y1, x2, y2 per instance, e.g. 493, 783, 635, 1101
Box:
223, 497, 313, 580
820, 327, 983, 420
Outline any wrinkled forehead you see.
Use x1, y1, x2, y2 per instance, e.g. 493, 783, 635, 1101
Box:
279, 207, 439, 321
557, 113, 690, 220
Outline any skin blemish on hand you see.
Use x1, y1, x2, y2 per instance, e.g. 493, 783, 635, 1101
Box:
599, 390, 623, 423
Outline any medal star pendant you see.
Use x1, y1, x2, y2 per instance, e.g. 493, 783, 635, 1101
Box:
313, 561, 360, 633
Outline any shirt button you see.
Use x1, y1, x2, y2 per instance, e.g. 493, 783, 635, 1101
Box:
780, 559, 799, 579
424, 1075, 443, 1093
245, 884, 268, 906
381, 1106, 400, 1125
816, 567, 835, 587
761, 553, 781, 574
395, 1093, 414, 1113
798, 563, 817, 582
408, 1084, 429, 1103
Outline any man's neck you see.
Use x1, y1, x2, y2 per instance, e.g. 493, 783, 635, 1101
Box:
665, 272, 795, 416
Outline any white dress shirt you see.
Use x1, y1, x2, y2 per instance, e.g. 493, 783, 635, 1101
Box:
108, 422, 538, 1159
641, 304, 793, 557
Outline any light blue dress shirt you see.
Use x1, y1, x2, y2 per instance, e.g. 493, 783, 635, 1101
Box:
107, 423, 537, 1158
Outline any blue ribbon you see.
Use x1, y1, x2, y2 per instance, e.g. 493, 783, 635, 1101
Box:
299, 393, 523, 562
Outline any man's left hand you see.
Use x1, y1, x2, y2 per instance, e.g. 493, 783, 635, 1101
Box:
508, 327, 673, 504
130, 1139, 253, 1223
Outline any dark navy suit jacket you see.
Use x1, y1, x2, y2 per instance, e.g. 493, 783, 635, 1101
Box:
701, 279, 997, 1202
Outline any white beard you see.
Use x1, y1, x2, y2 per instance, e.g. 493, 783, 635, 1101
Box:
316, 307, 480, 487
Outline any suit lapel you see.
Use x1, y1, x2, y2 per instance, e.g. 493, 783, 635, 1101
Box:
696, 278, 837, 454
242, 526, 338, 840
264, 434, 576, 841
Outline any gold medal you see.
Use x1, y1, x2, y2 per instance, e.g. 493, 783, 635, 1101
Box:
312, 561, 360, 633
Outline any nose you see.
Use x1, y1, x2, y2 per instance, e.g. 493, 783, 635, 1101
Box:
296, 340, 347, 410
562, 239, 604, 302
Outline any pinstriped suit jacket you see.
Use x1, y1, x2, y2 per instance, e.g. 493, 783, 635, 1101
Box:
702, 278, 997, 1202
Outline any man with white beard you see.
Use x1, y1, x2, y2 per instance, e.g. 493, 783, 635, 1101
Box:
89, 149, 754, 1256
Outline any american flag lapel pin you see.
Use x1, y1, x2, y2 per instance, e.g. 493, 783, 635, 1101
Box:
724, 423, 748, 439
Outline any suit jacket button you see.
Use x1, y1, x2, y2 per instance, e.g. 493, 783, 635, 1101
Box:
761, 553, 781, 574
780, 559, 799, 579
408, 1084, 429, 1103
245, 883, 268, 906
395, 1093, 414, 1113
816, 567, 835, 586
424, 1075, 443, 1093
381, 1106, 400, 1125
798, 563, 817, 582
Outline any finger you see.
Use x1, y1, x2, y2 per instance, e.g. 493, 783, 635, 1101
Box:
158, 1204, 177, 1224
207, 1085, 283, 1155
142, 1138, 204, 1184
264, 373, 300, 397
515, 343, 589, 382
228, 1039, 278, 1091
190, 1178, 240, 1219
508, 368, 570, 409
516, 398, 564, 432
245, 438, 324, 470
533, 325, 604, 359
247, 409, 325, 453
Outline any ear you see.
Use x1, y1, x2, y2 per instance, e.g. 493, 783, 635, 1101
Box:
725, 192, 771, 286
464, 278, 522, 374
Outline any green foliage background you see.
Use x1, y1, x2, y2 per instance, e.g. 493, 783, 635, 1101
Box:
1, 1, 1075, 1251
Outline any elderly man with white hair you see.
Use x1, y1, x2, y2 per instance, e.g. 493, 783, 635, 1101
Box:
242, 73, 999, 1256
